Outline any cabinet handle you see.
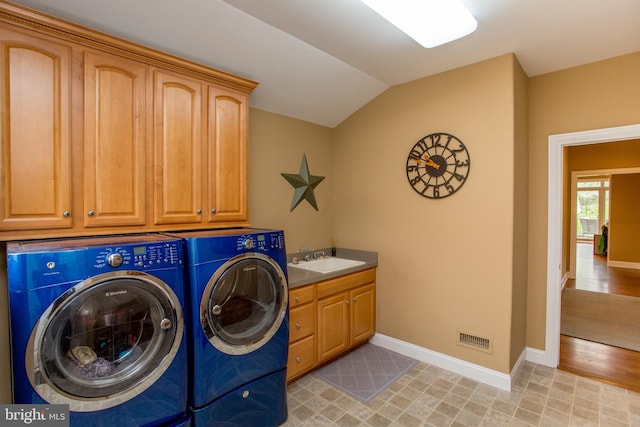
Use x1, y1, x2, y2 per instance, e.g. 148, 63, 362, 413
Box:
295, 357, 301, 363
353, 297, 357, 302
63, 211, 70, 217
87, 210, 95, 216
197, 209, 202, 214
211, 208, 216, 214
295, 323, 301, 329
295, 296, 300, 303
345, 300, 350, 305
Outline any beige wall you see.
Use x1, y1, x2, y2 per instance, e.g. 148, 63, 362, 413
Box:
249, 55, 525, 374
247, 109, 334, 252
332, 54, 519, 373
249, 51, 640, 373
528, 52, 640, 350
609, 174, 640, 263
510, 58, 529, 367
567, 139, 640, 171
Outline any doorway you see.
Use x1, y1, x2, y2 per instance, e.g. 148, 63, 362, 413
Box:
568, 167, 640, 279
545, 124, 640, 368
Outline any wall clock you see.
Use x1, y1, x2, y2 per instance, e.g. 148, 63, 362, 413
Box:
405, 132, 471, 199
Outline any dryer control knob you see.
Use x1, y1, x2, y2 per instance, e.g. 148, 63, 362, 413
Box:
107, 253, 123, 267
243, 239, 254, 250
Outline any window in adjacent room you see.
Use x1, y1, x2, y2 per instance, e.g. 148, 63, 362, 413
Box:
576, 176, 609, 241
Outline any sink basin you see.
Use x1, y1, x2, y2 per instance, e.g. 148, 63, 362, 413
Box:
288, 257, 366, 274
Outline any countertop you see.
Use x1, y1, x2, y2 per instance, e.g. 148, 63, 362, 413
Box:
286, 248, 378, 289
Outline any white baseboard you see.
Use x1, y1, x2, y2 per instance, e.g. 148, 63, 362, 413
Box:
561, 271, 569, 291
370, 333, 528, 392
525, 346, 552, 366
607, 260, 640, 270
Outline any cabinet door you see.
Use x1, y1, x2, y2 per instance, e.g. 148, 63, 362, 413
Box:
207, 86, 247, 222
84, 51, 147, 227
351, 283, 376, 345
317, 292, 349, 362
0, 29, 72, 230
153, 70, 202, 224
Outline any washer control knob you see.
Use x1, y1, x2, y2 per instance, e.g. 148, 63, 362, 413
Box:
107, 253, 123, 267
244, 239, 254, 250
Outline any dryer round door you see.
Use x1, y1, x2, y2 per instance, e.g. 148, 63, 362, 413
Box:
201, 253, 288, 355
26, 271, 184, 411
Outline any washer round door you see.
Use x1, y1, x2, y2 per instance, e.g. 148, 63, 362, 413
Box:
201, 253, 288, 355
26, 271, 184, 411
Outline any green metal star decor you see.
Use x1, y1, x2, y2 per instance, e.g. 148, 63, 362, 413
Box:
281, 154, 325, 211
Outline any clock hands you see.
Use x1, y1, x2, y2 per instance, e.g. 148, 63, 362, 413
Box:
414, 154, 440, 169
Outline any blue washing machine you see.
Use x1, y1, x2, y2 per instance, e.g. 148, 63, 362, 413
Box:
168, 228, 288, 427
7, 234, 191, 427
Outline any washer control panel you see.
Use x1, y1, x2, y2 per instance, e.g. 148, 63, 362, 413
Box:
93, 241, 182, 269
235, 231, 285, 253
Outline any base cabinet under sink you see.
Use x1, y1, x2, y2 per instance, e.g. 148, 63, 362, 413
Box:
287, 268, 376, 383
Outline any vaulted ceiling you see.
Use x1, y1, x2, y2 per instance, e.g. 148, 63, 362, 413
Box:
10, 0, 640, 127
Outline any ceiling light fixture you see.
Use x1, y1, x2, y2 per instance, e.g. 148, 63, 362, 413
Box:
359, 0, 478, 48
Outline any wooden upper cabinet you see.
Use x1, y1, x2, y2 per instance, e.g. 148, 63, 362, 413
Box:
0, 28, 72, 231
83, 51, 147, 227
153, 69, 203, 225
207, 87, 248, 223
0, 2, 257, 238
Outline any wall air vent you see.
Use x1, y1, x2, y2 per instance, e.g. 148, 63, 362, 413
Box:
456, 330, 493, 354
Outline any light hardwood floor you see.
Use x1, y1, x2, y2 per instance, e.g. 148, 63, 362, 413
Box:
561, 242, 640, 392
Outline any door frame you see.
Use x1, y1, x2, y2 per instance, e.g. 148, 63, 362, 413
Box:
544, 123, 640, 367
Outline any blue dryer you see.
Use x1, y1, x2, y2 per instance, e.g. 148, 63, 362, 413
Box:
7, 234, 191, 427
169, 228, 289, 427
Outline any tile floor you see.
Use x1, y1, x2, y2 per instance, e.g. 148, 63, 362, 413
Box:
284, 360, 640, 426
